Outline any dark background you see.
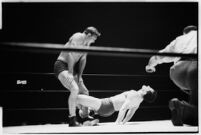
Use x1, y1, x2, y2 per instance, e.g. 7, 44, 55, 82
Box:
0, 2, 198, 126
0, 2, 198, 74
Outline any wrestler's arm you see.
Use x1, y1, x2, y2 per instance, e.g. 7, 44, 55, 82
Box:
78, 55, 87, 82
115, 100, 130, 124
122, 107, 137, 124
146, 39, 177, 72
149, 40, 177, 66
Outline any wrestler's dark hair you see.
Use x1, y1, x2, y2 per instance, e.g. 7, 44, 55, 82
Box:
183, 25, 197, 34
84, 26, 101, 37
143, 89, 157, 103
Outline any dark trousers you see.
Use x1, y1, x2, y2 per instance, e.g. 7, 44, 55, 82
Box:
169, 61, 198, 125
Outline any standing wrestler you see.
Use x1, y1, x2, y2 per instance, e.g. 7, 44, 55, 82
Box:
145, 25, 197, 126
77, 85, 157, 124
54, 26, 101, 126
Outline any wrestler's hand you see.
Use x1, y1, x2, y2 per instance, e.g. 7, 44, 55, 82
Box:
78, 79, 86, 90
78, 77, 83, 83
78, 78, 89, 95
145, 65, 156, 73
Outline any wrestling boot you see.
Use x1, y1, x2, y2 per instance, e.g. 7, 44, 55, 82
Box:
68, 116, 81, 127
179, 100, 198, 126
169, 98, 184, 126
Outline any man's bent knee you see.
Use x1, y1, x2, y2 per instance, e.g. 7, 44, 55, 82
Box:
169, 64, 188, 90
58, 71, 76, 90
169, 65, 182, 83
186, 61, 198, 90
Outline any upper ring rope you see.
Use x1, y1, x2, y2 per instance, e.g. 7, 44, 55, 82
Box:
1, 42, 197, 59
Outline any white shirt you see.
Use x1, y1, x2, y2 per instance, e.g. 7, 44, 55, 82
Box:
110, 90, 143, 111
155, 31, 197, 64
114, 90, 143, 124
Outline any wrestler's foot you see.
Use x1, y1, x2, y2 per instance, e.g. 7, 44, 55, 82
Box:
69, 116, 81, 127
169, 98, 184, 126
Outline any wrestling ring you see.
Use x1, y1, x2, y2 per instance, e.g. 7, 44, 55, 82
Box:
0, 42, 198, 135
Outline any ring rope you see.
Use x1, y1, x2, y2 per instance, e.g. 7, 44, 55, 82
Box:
2, 89, 180, 93
1, 42, 197, 59
0, 72, 169, 77
4, 106, 165, 111
3, 108, 69, 111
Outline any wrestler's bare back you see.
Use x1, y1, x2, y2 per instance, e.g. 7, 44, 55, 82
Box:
57, 33, 86, 64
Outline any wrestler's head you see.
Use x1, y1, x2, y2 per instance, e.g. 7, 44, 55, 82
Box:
183, 25, 197, 34
84, 26, 101, 37
140, 85, 157, 103
84, 26, 101, 44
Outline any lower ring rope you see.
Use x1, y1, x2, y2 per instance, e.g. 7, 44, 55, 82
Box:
1, 42, 197, 59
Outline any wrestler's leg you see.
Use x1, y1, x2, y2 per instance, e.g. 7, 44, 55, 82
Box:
170, 60, 198, 103
183, 61, 198, 125
76, 94, 102, 126
77, 95, 102, 112
169, 61, 189, 91
74, 75, 90, 118
58, 71, 80, 126
186, 61, 198, 105
79, 83, 90, 117
169, 61, 198, 126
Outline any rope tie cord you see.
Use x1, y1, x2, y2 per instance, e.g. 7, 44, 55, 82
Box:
0, 42, 197, 59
